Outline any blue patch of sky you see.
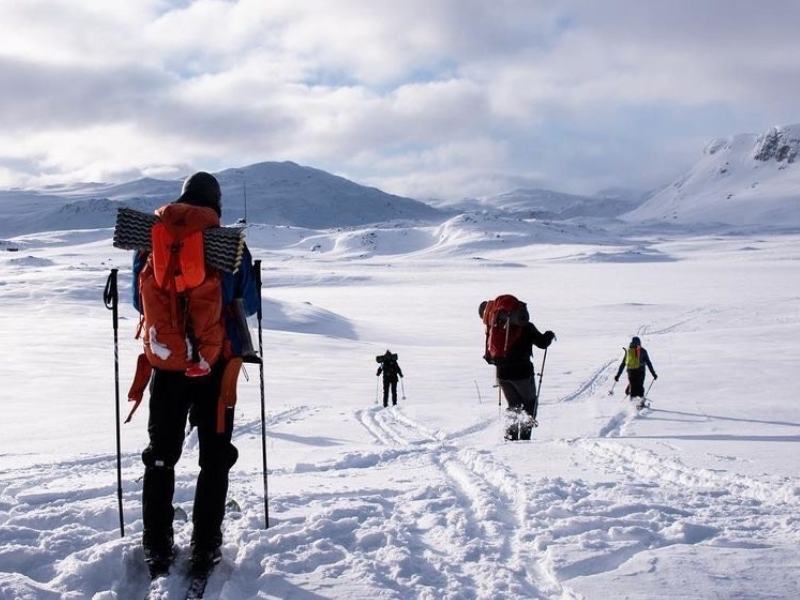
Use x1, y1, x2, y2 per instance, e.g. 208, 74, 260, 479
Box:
300, 57, 461, 94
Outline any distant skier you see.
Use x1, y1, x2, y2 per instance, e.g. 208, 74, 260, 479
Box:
479, 295, 555, 440
376, 350, 403, 407
614, 336, 658, 409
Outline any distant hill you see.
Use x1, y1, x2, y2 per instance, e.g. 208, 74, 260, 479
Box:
440, 188, 645, 220
214, 162, 442, 228
0, 161, 443, 238
624, 124, 800, 227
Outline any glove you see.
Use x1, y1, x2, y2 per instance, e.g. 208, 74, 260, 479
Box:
544, 330, 556, 347
614, 376, 619, 382
653, 373, 658, 380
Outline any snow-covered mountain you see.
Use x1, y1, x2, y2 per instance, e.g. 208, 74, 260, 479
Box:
437, 188, 645, 221
624, 124, 800, 227
0, 162, 443, 238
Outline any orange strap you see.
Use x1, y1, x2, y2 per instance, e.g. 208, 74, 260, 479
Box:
125, 353, 153, 423
217, 358, 243, 434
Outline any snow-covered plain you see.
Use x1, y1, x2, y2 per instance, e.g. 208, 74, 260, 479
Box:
2, 210, 799, 600
3, 126, 800, 599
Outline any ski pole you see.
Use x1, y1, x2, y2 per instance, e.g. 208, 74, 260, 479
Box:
254, 260, 269, 529
608, 379, 617, 396
532, 346, 549, 420
644, 378, 656, 399
474, 380, 483, 404
400, 378, 406, 400
103, 269, 125, 538
537, 346, 549, 402
375, 375, 380, 405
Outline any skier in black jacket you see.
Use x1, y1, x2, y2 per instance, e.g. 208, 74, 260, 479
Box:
376, 350, 403, 407
614, 336, 657, 409
480, 300, 555, 440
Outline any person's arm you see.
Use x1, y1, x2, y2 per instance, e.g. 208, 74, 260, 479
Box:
615, 351, 626, 380
529, 322, 556, 350
643, 349, 657, 378
131, 250, 148, 313
237, 245, 260, 316
397, 364, 403, 378
376, 366, 383, 376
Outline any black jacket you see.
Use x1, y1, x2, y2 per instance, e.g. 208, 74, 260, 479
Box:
496, 323, 552, 380
377, 361, 403, 381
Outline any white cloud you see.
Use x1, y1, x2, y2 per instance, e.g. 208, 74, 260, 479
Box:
0, 0, 798, 198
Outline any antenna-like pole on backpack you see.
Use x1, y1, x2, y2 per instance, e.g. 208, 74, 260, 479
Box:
103, 269, 125, 538
243, 177, 248, 225
254, 260, 269, 529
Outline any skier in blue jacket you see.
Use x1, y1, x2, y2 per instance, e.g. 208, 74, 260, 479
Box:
131, 172, 260, 578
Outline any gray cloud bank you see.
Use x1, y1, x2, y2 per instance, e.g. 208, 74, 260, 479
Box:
0, 0, 798, 200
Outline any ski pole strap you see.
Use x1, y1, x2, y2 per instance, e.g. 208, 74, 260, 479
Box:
104, 269, 119, 324
124, 353, 153, 423
217, 357, 243, 434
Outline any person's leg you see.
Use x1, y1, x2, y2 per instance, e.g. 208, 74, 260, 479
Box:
628, 369, 645, 399
502, 378, 537, 440
499, 379, 525, 440
382, 379, 390, 407
391, 380, 398, 405
141, 370, 191, 573
190, 362, 236, 568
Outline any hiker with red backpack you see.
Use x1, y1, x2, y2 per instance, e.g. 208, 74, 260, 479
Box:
129, 172, 260, 579
614, 336, 657, 410
479, 295, 555, 441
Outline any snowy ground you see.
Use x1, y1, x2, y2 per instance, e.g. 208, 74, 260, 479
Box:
1, 219, 800, 599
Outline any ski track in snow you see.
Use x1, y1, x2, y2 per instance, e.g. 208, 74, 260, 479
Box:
5, 386, 799, 599
349, 407, 578, 599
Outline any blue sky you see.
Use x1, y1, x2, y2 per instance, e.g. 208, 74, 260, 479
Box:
0, 0, 798, 200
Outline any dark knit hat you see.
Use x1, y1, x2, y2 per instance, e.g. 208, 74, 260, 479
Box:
630, 336, 641, 347
176, 171, 221, 216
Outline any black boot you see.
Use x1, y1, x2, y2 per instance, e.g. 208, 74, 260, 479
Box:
143, 535, 174, 578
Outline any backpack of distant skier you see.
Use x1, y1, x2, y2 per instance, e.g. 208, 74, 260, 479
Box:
480, 294, 529, 365
625, 346, 642, 370
136, 203, 225, 376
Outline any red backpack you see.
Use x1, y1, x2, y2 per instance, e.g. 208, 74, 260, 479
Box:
481, 294, 529, 365
136, 203, 224, 376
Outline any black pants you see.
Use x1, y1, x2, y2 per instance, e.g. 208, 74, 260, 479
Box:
141, 361, 237, 556
627, 368, 646, 398
382, 378, 398, 407
499, 377, 538, 440
498, 376, 538, 418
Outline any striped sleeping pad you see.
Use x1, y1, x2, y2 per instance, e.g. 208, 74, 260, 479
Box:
112, 207, 245, 274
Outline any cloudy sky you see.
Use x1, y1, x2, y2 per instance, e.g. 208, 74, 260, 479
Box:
1, 0, 798, 200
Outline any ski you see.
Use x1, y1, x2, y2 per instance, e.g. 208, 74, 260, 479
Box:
183, 568, 212, 600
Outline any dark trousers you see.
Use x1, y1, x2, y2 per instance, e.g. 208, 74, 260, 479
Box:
141, 361, 237, 556
382, 378, 398, 407
499, 376, 538, 441
627, 368, 646, 398
499, 376, 538, 418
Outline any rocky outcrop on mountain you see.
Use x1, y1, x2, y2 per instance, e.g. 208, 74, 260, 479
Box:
752, 126, 800, 164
